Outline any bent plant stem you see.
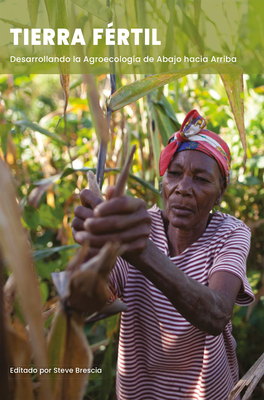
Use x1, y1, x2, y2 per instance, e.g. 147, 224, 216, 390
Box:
82, 74, 109, 188
96, 1, 116, 188
96, 83, 116, 189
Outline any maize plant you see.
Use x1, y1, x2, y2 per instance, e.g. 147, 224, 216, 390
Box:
0, 150, 130, 400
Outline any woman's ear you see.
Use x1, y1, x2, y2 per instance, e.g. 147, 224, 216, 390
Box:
215, 180, 225, 206
214, 196, 222, 206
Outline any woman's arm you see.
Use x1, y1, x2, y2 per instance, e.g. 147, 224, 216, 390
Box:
129, 239, 241, 336
72, 190, 241, 336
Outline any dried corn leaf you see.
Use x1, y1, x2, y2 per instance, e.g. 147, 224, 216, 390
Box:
28, 181, 53, 208
68, 270, 111, 313
63, 241, 89, 275
228, 352, 264, 400
42, 304, 57, 323
60, 74, 70, 135
67, 242, 124, 312
47, 303, 93, 400
4, 273, 16, 316
87, 170, 103, 200
0, 158, 53, 400
5, 318, 34, 400
60, 74, 70, 115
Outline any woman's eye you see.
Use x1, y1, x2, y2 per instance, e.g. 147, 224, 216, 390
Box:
168, 171, 181, 176
195, 176, 209, 183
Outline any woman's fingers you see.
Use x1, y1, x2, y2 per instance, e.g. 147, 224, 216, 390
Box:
86, 247, 101, 259
75, 224, 150, 248
73, 194, 150, 257
84, 208, 151, 234
105, 185, 115, 200
74, 205, 93, 220
71, 218, 85, 233
72, 207, 94, 233
74, 230, 90, 244
94, 196, 146, 217
80, 189, 104, 209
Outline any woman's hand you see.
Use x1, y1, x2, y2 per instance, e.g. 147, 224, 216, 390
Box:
72, 187, 151, 260
71, 189, 103, 241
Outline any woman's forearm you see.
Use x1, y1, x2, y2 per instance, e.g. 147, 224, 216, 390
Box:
124, 239, 236, 336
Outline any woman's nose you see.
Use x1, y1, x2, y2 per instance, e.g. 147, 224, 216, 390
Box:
175, 176, 192, 196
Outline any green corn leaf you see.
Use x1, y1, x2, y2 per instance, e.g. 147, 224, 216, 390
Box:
70, 0, 112, 22
161, 0, 174, 73
33, 244, 80, 262
60, 167, 159, 194
180, 9, 204, 54
34, 166, 159, 195
55, 0, 70, 75
107, 64, 246, 158
0, 18, 30, 29
99, 338, 113, 400
0, 123, 12, 157
194, 0, 201, 26
61, 167, 96, 179
106, 314, 120, 338
27, 0, 40, 28
33, 174, 62, 186
108, 73, 189, 112
220, 74, 247, 163
153, 94, 181, 130
147, 95, 160, 179
70, 77, 83, 90
127, 172, 159, 195
14, 120, 66, 144
108, 64, 243, 112
155, 105, 176, 147
44, 0, 56, 27
36, 261, 62, 280
44, 0, 70, 74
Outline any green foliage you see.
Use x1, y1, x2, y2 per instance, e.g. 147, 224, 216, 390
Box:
70, 0, 112, 22
99, 338, 114, 400
14, 120, 66, 144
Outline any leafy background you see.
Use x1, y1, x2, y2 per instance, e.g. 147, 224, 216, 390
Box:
0, 72, 264, 399
1, 0, 264, 74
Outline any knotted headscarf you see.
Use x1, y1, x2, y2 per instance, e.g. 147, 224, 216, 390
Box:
159, 109, 231, 187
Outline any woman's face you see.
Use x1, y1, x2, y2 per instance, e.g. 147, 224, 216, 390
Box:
162, 150, 225, 230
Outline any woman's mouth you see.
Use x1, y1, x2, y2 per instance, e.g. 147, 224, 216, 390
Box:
172, 206, 193, 216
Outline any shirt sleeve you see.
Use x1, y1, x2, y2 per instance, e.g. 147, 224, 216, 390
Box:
109, 256, 130, 301
208, 224, 255, 306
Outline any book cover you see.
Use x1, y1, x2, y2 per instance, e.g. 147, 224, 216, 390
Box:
0, 1, 264, 399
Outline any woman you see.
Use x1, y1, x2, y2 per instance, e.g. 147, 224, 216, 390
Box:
72, 110, 254, 400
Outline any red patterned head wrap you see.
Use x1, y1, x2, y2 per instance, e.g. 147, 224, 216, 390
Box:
159, 110, 231, 186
